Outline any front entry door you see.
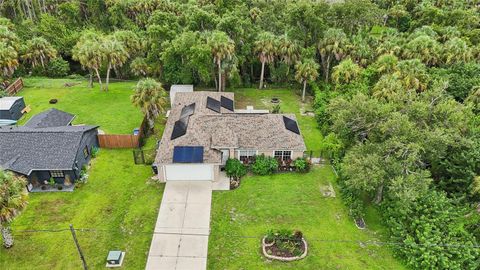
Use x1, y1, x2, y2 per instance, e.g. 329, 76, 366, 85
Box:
221, 149, 230, 165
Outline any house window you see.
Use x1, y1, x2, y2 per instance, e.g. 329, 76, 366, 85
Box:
274, 150, 292, 161
238, 150, 257, 163
83, 146, 89, 158
50, 170, 64, 178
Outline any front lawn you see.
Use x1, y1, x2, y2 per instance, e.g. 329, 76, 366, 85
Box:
17, 77, 143, 134
208, 166, 405, 269
229, 88, 323, 151
0, 150, 163, 270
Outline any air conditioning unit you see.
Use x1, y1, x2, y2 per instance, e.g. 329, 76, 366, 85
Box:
106, 250, 125, 268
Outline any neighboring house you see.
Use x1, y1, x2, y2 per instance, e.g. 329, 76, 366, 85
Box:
25, 108, 75, 128
0, 109, 99, 190
0, 96, 26, 120
154, 91, 306, 182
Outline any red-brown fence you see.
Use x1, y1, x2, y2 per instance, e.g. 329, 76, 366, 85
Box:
98, 134, 140, 148
6, 77, 23, 95
97, 116, 148, 149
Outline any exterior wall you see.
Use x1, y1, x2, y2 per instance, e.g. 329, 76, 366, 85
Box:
10, 98, 25, 120
28, 170, 76, 185
235, 149, 304, 159
73, 129, 99, 177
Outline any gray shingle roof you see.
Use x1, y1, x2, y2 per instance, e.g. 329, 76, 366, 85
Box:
0, 125, 98, 175
25, 108, 75, 128
155, 91, 306, 164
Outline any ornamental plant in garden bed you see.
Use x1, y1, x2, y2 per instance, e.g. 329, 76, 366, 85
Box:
263, 229, 307, 261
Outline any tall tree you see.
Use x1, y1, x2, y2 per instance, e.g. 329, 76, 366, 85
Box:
72, 31, 104, 89
207, 31, 235, 92
21, 37, 57, 68
0, 42, 19, 78
0, 169, 28, 249
131, 78, 168, 130
403, 35, 441, 66
294, 59, 319, 102
443, 37, 472, 65
318, 28, 349, 82
254, 32, 277, 89
102, 37, 129, 91
331, 58, 362, 86
278, 34, 300, 76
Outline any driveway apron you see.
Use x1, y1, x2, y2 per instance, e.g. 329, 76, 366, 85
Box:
146, 181, 212, 270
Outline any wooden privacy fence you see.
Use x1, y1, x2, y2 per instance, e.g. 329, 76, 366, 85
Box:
97, 116, 148, 149
98, 134, 140, 148
6, 77, 24, 95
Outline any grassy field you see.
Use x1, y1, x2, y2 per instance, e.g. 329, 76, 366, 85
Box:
0, 150, 163, 270
208, 166, 405, 269
17, 77, 143, 134
229, 88, 323, 151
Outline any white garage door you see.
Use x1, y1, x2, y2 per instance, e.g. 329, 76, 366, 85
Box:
165, 164, 213, 181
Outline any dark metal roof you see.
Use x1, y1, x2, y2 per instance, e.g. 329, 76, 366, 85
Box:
25, 108, 75, 128
0, 125, 98, 175
283, 116, 300, 135
172, 146, 204, 163
221, 96, 234, 111
206, 97, 221, 113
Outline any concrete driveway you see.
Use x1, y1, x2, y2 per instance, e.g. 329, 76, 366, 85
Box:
146, 181, 212, 270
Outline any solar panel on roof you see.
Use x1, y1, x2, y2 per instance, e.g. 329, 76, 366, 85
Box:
206, 97, 221, 113
220, 96, 234, 111
283, 116, 300, 135
180, 103, 195, 118
173, 146, 204, 163
171, 116, 189, 140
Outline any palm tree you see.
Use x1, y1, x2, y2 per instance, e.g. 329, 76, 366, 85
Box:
130, 57, 150, 77
0, 169, 28, 249
318, 28, 349, 82
348, 34, 374, 67
131, 78, 168, 130
254, 32, 277, 89
278, 35, 300, 76
102, 37, 129, 91
0, 42, 19, 78
396, 59, 430, 91
72, 39, 104, 89
443, 37, 472, 65
207, 31, 235, 92
331, 58, 362, 86
295, 59, 319, 102
373, 73, 404, 101
374, 54, 398, 75
403, 35, 441, 66
21, 37, 57, 68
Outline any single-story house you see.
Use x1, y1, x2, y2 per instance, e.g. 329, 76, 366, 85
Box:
154, 91, 306, 182
0, 96, 26, 120
0, 109, 98, 190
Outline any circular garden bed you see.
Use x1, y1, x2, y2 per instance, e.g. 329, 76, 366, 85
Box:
262, 230, 308, 261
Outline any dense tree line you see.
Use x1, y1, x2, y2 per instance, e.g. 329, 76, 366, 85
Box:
1, 0, 480, 268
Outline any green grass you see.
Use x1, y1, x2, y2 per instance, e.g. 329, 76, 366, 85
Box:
0, 150, 164, 270
17, 77, 143, 134
208, 166, 405, 269
228, 88, 323, 151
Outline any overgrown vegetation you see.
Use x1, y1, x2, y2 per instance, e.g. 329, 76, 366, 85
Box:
1, 0, 480, 268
